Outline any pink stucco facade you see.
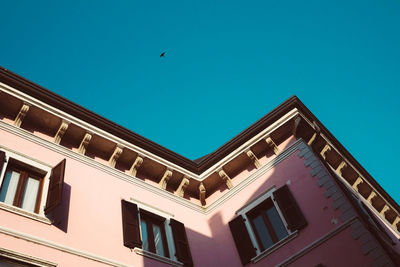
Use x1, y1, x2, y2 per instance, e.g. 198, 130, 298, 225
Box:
0, 70, 399, 267
0, 127, 395, 267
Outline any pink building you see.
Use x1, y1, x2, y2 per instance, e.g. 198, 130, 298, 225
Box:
0, 67, 399, 267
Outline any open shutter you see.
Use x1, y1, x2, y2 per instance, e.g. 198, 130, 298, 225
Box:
273, 184, 307, 232
121, 200, 142, 249
170, 218, 193, 267
45, 159, 66, 215
0, 151, 5, 173
229, 215, 256, 265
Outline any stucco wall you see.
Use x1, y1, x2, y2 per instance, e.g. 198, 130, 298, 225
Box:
0, 128, 376, 267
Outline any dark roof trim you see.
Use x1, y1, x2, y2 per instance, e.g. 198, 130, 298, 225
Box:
0, 66, 398, 213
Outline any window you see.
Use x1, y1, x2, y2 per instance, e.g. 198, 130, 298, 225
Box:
0, 149, 65, 219
0, 158, 45, 213
121, 200, 193, 267
246, 198, 288, 251
140, 209, 170, 257
229, 185, 307, 265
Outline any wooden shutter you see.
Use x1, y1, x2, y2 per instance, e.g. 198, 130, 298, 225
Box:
44, 159, 66, 215
273, 184, 307, 232
0, 151, 5, 174
121, 200, 142, 249
228, 215, 256, 265
170, 218, 193, 267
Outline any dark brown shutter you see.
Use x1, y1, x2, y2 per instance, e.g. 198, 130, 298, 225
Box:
121, 200, 142, 249
0, 151, 5, 173
45, 159, 66, 215
170, 218, 193, 267
273, 184, 307, 232
228, 215, 256, 265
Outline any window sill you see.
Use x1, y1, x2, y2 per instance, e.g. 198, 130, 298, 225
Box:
133, 248, 183, 267
251, 231, 298, 263
0, 202, 51, 225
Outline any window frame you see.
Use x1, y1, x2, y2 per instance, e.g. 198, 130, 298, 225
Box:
235, 186, 297, 258
0, 148, 52, 221
128, 198, 180, 265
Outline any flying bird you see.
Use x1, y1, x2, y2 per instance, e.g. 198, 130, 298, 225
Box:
160, 52, 166, 58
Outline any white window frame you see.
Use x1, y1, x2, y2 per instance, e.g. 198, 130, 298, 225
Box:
235, 185, 298, 262
129, 197, 183, 267
0, 147, 52, 224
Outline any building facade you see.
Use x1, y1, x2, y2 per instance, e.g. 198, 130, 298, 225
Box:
0, 67, 399, 267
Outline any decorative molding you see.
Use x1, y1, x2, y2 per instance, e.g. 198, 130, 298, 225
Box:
246, 150, 261, 169
176, 177, 189, 197
108, 145, 123, 167
205, 139, 303, 214
0, 82, 300, 180
0, 202, 51, 225
53, 121, 69, 144
78, 133, 92, 154
366, 191, 377, 204
320, 144, 331, 159
0, 120, 204, 214
129, 155, 143, 177
14, 103, 30, 127
218, 170, 233, 189
352, 177, 363, 190
133, 248, 183, 267
380, 205, 390, 216
0, 247, 57, 267
336, 161, 347, 176
0, 121, 304, 214
159, 169, 172, 190
199, 182, 206, 206
265, 137, 280, 155
0, 225, 132, 267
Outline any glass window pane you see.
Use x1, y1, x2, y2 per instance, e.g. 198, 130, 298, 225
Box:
266, 206, 288, 241
0, 171, 20, 205
140, 220, 149, 251
253, 215, 273, 249
21, 177, 40, 212
153, 224, 165, 256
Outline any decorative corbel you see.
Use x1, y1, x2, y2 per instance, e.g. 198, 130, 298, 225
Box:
54, 120, 69, 144
246, 150, 261, 169
109, 145, 123, 167
392, 216, 400, 227
199, 182, 206, 206
380, 205, 390, 216
352, 177, 363, 191
265, 137, 280, 155
14, 103, 30, 127
308, 121, 321, 145
335, 161, 347, 176
129, 155, 144, 177
320, 144, 331, 159
176, 177, 189, 197
159, 169, 173, 190
366, 191, 377, 204
219, 170, 233, 189
78, 133, 92, 154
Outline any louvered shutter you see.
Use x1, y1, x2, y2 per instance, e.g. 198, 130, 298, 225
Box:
170, 218, 193, 267
229, 215, 256, 265
273, 184, 307, 232
0, 151, 5, 173
121, 200, 142, 249
45, 159, 66, 215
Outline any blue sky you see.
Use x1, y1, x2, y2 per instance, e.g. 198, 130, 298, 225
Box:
1, 1, 399, 202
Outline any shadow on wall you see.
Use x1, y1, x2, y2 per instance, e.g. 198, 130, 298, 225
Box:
48, 182, 71, 233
